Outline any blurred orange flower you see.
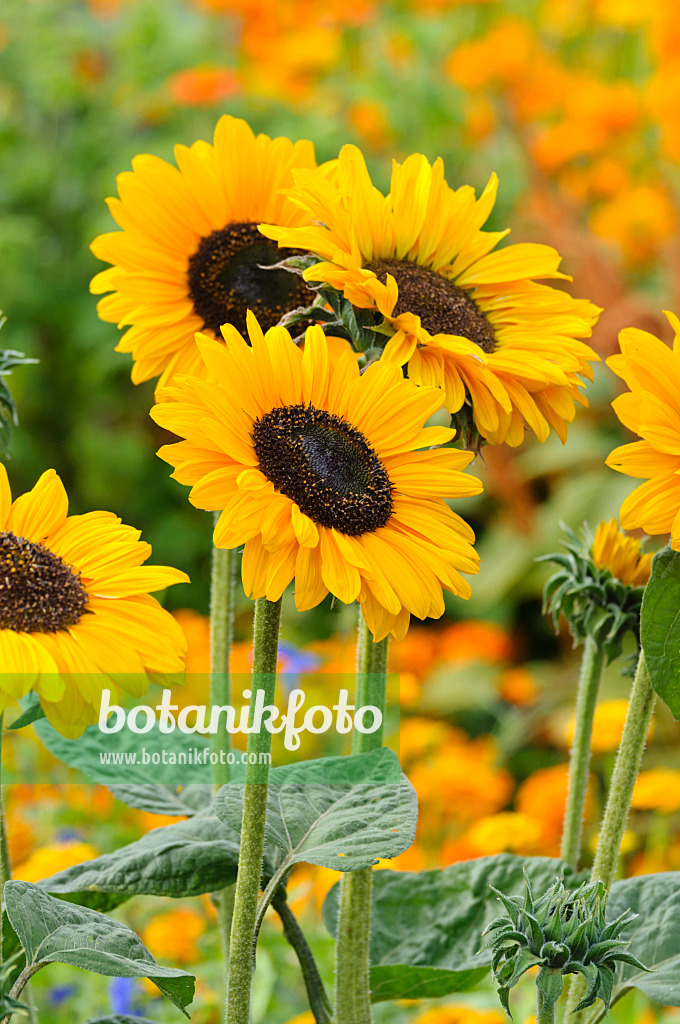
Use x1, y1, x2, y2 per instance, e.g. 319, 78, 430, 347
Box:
142, 907, 207, 964
167, 66, 239, 107
438, 620, 513, 666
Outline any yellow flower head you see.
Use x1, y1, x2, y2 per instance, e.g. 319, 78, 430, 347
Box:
261, 144, 601, 447
152, 314, 482, 641
591, 519, 653, 587
14, 840, 99, 883
464, 811, 543, 856
606, 313, 680, 550
0, 465, 188, 737
565, 698, 654, 754
91, 115, 319, 388
631, 768, 680, 814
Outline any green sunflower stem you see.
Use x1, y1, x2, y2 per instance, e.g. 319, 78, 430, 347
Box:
591, 649, 655, 888
561, 636, 605, 869
225, 596, 281, 1024
334, 613, 389, 1024
565, 648, 655, 1022
538, 988, 556, 1024
209, 537, 239, 990
210, 537, 238, 790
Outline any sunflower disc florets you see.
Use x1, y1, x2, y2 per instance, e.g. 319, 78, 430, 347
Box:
480, 872, 650, 1017
539, 522, 649, 667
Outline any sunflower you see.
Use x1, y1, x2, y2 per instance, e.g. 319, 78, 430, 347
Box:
0, 465, 189, 737
90, 115, 320, 388
151, 312, 482, 641
606, 312, 680, 550
591, 519, 652, 588
261, 145, 601, 447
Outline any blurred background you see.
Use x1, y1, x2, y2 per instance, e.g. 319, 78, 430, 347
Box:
2, 1, 680, 1022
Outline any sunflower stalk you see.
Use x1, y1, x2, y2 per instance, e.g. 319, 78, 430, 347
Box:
561, 636, 605, 869
565, 650, 655, 1022
210, 535, 239, 988
225, 596, 282, 1024
334, 614, 389, 1024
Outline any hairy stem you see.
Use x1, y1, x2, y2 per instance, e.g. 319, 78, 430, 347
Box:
225, 596, 281, 1024
561, 637, 605, 868
566, 649, 655, 1021
334, 613, 389, 1024
272, 891, 332, 1024
209, 538, 238, 985
538, 988, 556, 1024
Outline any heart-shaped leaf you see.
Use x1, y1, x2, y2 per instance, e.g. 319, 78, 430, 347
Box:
608, 872, 680, 1007
216, 748, 416, 872
5, 881, 194, 1016
38, 810, 241, 899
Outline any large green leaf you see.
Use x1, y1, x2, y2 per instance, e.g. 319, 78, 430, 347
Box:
215, 748, 416, 872
608, 872, 680, 1007
38, 810, 241, 899
4, 881, 194, 1016
640, 546, 680, 717
108, 783, 213, 817
323, 855, 582, 1003
31, 718, 212, 785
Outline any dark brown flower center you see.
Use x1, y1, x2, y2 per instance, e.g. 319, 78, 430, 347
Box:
252, 405, 393, 536
187, 222, 311, 336
366, 258, 496, 352
0, 532, 89, 633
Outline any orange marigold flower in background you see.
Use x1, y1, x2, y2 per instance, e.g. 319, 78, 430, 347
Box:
6, 810, 35, 869
167, 66, 239, 107
391, 626, 439, 679
515, 763, 592, 853
631, 768, 680, 814
347, 99, 392, 151
142, 907, 206, 964
262, 145, 600, 447
14, 841, 99, 883
498, 666, 538, 705
152, 315, 482, 642
437, 619, 513, 665
456, 812, 544, 858
0, 464, 188, 737
590, 185, 676, 267
445, 19, 535, 91
408, 734, 513, 826
591, 519, 653, 587
90, 115, 319, 388
606, 313, 680, 548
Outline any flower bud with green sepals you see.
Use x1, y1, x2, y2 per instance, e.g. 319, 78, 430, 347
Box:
479, 871, 652, 1018
538, 521, 652, 672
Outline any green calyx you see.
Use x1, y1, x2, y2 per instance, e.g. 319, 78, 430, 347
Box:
539, 523, 644, 668
480, 871, 651, 1017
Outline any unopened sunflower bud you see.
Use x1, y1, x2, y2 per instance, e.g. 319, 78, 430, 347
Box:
479, 871, 651, 1017
539, 521, 651, 668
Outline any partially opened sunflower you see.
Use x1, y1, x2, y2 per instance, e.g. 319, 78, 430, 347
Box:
90, 115, 320, 388
151, 312, 482, 641
261, 145, 601, 447
0, 465, 188, 737
606, 312, 680, 549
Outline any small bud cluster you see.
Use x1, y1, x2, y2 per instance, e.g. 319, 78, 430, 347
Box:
539, 523, 646, 668
480, 872, 650, 1017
